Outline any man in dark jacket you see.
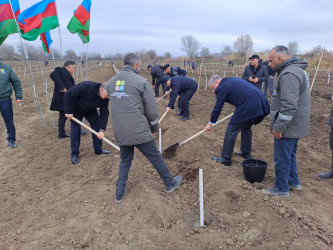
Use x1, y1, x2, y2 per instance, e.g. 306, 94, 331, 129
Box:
64, 81, 111, 165
164, 64, 187, 77
50, 60, 76, 138
318, 108, 333, 179
262, 45, 310, 197
0, 62, 22, 148
147, 64, 165, 97
242, 54, 268, 91
205, 75, 270, 166
107, 53, 181, 203
163, 76, 198, 121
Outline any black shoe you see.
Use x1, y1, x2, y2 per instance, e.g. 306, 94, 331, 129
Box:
211, 156, 232, 166
58, 133, 70, 139
95, 150, 111, 155
180, 116, 190, 121
71, 156, 79, 164
80, 129, 87, 135
236, 151, 252, 159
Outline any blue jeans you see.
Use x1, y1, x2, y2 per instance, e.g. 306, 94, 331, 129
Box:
116, 139, 175, 196
70, 110, 103, 156
274, 138, 300, 192
263, 77, 274, 98
221, 118, 255, 159
0, 98, 15, 142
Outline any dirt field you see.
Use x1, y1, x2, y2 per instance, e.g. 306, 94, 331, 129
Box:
1, 61, 333, 249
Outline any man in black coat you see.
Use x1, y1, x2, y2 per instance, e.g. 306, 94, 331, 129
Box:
242, 54, 268, 91
50, 60, 76, 138
64, 81, 111, 164
147, 64, 165, 97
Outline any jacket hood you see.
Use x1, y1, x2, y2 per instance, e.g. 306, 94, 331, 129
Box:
121, 65, 140, 74
273, 57, 308, 74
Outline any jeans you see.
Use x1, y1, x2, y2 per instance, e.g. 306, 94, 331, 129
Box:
179, 86, 197, 117
154, 78, 165, 97
116, 139, 175, 196
273, 138, 300, 192
70, 110, 103, 156
0, 98, 15, 142
58, 110, 67, 135
263, 77, 274, 98
221, 118, 255, 159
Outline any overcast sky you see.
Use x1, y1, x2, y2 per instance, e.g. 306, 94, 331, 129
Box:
4, 0, 333, 57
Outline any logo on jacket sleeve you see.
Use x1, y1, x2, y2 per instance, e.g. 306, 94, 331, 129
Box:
0, 69, 6, 74
115, 80, 125, 91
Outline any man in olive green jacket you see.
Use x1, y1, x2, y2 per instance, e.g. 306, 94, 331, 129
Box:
0, 62, 22, 148
106, 53, 181, 203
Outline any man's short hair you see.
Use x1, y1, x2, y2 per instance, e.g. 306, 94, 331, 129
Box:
64, 60, 75, 67
123, 53, 141, 67
100, 82, 107, 90
272, 45, 289, 55
208, 75, 222, 85
147, 64, 152, 70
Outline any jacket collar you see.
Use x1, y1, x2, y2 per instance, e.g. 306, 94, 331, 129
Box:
121, 65, 140, 74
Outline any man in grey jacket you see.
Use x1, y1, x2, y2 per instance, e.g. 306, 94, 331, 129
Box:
262, 45, 310, 196
106, 53, 181, 203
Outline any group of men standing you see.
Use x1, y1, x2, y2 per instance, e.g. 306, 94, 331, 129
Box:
1, 44, 332, 203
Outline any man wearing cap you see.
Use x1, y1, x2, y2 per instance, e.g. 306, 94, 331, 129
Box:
164, 64, 187, 77
163, 76, 198, 121
242, 54, 268, 92
147, 64, 165, 97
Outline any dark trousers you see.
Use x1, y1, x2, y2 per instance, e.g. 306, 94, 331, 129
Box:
221, 118, 256, 159
116, 139, 175, 196
154, 78, 165, 97
0, 98, 15, 142
253, 83, 263, 92
179, 87, 197, 117
58, 110, 67, 135
70, 110, 103, 156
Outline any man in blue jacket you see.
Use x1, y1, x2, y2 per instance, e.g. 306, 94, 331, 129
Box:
0, 62, 22, 148
204, 75, 270, 166
242, 54, 268, 91
163, 64, 187, 77
164, 76, 198, 121
147, 64, 165, 97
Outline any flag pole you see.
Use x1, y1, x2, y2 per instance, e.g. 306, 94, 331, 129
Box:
9, 0, 47, 127
85, 42, 89, 80
54, 0, 63, 61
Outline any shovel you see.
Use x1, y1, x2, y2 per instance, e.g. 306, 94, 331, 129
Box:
164, 113, 233, 157
156, 90, 171, 102
158, 110, 169, 124
71, 117, 120, 151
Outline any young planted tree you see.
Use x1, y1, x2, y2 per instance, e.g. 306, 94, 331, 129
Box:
181, 35, 200, 60
288, 41, 299, 56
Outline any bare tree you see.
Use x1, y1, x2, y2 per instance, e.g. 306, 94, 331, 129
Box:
200, 47, 211, 58
221, 45, 233, 56
64, 49, 77, 59
88, 52, 102, 60
233, 34, 253, 56
304, 45, 323, 58
0, 44, 15, 60
114, 53, 123, 61
288, 41, 299, 56
181, 35, 200, 60
146, 50, 157, 60
164, 51, 172, 59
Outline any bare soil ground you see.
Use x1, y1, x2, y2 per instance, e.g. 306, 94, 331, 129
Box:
1, 61, 333, 249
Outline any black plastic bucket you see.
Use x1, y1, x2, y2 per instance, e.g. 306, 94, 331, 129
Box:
241, 159, 267, 183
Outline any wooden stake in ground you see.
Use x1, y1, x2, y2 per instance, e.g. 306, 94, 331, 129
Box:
310, 50, 325, 92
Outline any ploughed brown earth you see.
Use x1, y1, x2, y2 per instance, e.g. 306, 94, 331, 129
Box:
1, 61, 332, 249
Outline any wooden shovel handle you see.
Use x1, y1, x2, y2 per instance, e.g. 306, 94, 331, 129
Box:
156, 89, 171, 102
71, 117, 120, 151
159, 110, 169, 124
182, 113, 233, 145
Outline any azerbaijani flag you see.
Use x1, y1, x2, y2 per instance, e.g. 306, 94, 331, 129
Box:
40, 30, 52, 53
0, 0, 19, 45
11, 0, 20, 19
18, 0, 58, 41
67, 0, 91, 44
